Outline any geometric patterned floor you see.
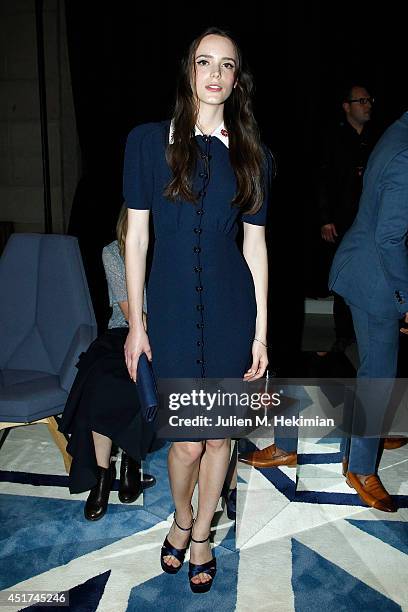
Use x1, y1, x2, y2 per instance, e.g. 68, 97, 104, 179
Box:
1, 395, 407, 611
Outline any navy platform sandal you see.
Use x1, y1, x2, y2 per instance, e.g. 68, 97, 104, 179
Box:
188, 534, 217, 594
160, 508, 194, 574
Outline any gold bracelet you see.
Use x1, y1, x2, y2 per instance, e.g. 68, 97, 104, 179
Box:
254, 337, 268, 348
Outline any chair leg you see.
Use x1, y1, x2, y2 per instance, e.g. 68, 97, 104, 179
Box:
46, 417, 72, 474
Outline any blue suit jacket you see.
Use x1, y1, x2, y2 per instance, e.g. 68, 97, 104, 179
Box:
329, 112, 408, 319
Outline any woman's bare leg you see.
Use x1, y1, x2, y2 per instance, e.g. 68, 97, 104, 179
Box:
191, 438, 231, 584
92, 431, 112, 468
163, 441, 203, 568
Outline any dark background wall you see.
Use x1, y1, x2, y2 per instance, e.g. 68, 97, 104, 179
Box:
0, 0, 78, 238
65, 1, 407, 373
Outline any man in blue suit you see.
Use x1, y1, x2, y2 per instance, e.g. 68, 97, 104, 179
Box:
329, 112, 408, 512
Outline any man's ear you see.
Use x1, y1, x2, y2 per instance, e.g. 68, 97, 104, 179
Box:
342, 101, 350, 114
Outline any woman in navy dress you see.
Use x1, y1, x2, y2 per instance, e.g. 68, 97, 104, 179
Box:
124, 27, 270, 593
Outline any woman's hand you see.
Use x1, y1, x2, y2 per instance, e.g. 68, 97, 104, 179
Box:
243, 340, 268, 381
124, 325, 152, 382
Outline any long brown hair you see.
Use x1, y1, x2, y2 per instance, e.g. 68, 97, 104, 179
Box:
116, 204, 128, 258
164, 27, 266, 215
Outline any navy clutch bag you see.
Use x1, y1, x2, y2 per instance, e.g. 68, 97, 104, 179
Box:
136, 353, 158, 422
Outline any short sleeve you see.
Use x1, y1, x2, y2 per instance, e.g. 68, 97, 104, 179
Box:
241, 146, 273, 226
123, 124, 155, 210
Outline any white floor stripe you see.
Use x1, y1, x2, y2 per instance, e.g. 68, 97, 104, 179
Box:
241, 502, 368, 549
237, 537, 294, 612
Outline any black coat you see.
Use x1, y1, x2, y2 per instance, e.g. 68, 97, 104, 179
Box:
59, 328, 156, 493
318, 121, 379, 236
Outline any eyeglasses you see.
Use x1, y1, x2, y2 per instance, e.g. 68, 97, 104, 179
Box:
347, 97, 375, 105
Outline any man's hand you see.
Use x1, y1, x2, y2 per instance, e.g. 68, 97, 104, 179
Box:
321, 223, 338, 243
400, 312, 408, 335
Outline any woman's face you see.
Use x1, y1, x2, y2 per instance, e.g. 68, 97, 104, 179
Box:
193, 34, 238, 109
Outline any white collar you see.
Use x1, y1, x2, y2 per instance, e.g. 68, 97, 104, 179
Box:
169, 119, 229, 148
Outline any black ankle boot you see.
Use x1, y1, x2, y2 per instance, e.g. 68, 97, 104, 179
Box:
84, 463, 116, 521
119, 452, 142, 503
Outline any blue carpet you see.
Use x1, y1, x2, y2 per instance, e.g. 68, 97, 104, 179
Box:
0, 495, 158, 590
297, 452, 343, 464
127, 546, 238, 612
1, 422, 406, 609
291, 539, 402, 612
143, 443, 174, 520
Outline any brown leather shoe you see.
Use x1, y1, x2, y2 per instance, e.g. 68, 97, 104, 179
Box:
383, 437, 408, 450
239, 444, 297, 468
346, 471, 397, 512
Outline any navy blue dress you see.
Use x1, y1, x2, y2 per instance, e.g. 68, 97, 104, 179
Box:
124, 121, 270, 379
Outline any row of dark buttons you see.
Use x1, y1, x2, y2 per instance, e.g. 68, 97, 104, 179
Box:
195, 143, 209, 376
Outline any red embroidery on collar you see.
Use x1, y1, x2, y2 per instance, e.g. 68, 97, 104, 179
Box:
221, 128, 228, 137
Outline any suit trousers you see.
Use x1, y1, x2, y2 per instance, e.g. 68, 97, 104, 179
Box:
342, 303, 400, 474
275, 429, 298, 453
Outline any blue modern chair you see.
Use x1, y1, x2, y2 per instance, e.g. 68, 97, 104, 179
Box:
0, 234, 97, 472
